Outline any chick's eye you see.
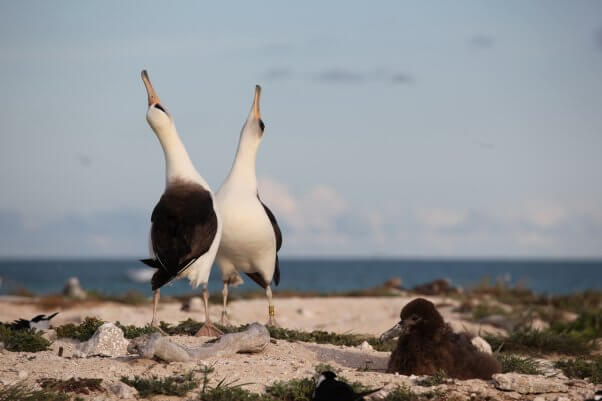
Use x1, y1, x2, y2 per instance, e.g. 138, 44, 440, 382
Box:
154, 104, 167, 113
258, 119, 265, 131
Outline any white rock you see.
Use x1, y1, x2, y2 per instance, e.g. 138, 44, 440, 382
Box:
42, 329, 57, 341
17, 370, 28, 379
555, 397, 570, 401
75, 323, 129, 357
529, 318, 550, 331
493, 373, 568, 394
358, 341, 373, 351
109, 382, 138, 399
533, 397, 546, 401
471, 336, 493, 354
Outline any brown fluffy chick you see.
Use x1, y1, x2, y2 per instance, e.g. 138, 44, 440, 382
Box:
381, 298, 501, 380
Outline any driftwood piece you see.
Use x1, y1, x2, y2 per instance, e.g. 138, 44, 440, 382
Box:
127, 323, 270, 362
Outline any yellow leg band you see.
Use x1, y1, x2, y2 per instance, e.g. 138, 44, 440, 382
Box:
269, 305, 275, 317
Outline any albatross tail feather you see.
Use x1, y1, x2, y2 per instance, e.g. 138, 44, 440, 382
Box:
273, 256, 280, 286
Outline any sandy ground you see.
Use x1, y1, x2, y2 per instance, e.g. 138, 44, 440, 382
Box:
0, 296, 597, 400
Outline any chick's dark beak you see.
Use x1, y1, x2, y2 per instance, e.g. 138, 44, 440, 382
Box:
379, 320, 408, 341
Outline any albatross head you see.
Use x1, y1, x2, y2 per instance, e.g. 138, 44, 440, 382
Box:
141, 70, 174, 134
240, 85, 266, 142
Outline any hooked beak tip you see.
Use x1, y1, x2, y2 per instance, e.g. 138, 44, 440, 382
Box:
379, 321, 404, 341
141, 69, 160, 106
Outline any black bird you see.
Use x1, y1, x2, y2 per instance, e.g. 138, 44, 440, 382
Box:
312, 371, 381, 401
8, 312, 59, 330
381, 298, 501, 380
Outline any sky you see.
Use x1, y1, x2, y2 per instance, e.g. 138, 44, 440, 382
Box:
0, 1, 601, 258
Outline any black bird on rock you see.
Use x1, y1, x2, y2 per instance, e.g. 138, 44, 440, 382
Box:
312, 371, 381, 401
8, 312, 59, 330
381, 298, 501, 380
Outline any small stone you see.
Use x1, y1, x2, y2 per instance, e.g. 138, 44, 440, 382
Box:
109, 382, 138, 399
18, 370, 28, 379
296, 308, 314, 318
383, 277, 402, 289
181, 297, 204, 312
533, 397, 545, 401
493, 373, 568, 394
75, 323, 129, 357
358, 341, 373, 351
63, 277, 87, 299
471, 336, 493, 354
555, 397, 570, 401
529, 318, 550, 331
43, 329, 57, 341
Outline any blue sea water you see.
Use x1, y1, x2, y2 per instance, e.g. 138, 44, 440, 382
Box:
0, 259, 600, 297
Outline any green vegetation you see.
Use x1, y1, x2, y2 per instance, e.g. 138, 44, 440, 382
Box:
200, 386, 271, 401
0, 385, 71, 401
0, 324, 51, 352
415, 370, 447, 387
471, 303, 509, 320
380, 386, 445, 401
484, 329, 593, 356
264, 378, 315, 401
160, 319, 396, 351
495, 353, 542, 374
160, 318, 204, 335
555, 357, 602, 384
550, 310, 602, 340
121, 371, 199, 398
115, 322, 157, 339
55, 317, 104, 341
55, 317, 157, 340
37, 377, 103, 395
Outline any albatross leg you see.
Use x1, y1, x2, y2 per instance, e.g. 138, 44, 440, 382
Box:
195, 283, 223, 337
151, 289, 161, 328
266, 286, 279, 327
220, 282, 230, 326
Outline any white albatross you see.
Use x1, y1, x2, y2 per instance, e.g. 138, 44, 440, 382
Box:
216, 85, 282, 326
139, 70, 223, 337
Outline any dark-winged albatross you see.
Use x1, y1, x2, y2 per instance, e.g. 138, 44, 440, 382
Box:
139, 70, 223, 337
380, 298, 501, 379
215, 85, 282, 326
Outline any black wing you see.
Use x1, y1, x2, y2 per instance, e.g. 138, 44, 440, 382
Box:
8, 319, 31, 330
145, 183, 218, 290
258, 195, 282, 286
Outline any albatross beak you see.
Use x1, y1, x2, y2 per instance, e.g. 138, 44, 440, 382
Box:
141, 70, 160, 106
379, 320, 406, 341
252, 85, 261, 120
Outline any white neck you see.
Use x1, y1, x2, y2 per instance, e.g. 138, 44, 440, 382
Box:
154, 122, 208, 188
225, 129, 261, 192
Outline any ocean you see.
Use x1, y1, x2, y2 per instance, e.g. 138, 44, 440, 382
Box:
0, 259, 600, 297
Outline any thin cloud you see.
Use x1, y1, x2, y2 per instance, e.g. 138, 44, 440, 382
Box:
468, 34, 495, 50
314, 69, 365, 84
390, 73, 414, 85
473, 140, 496, 150
264, 67, 294, 81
